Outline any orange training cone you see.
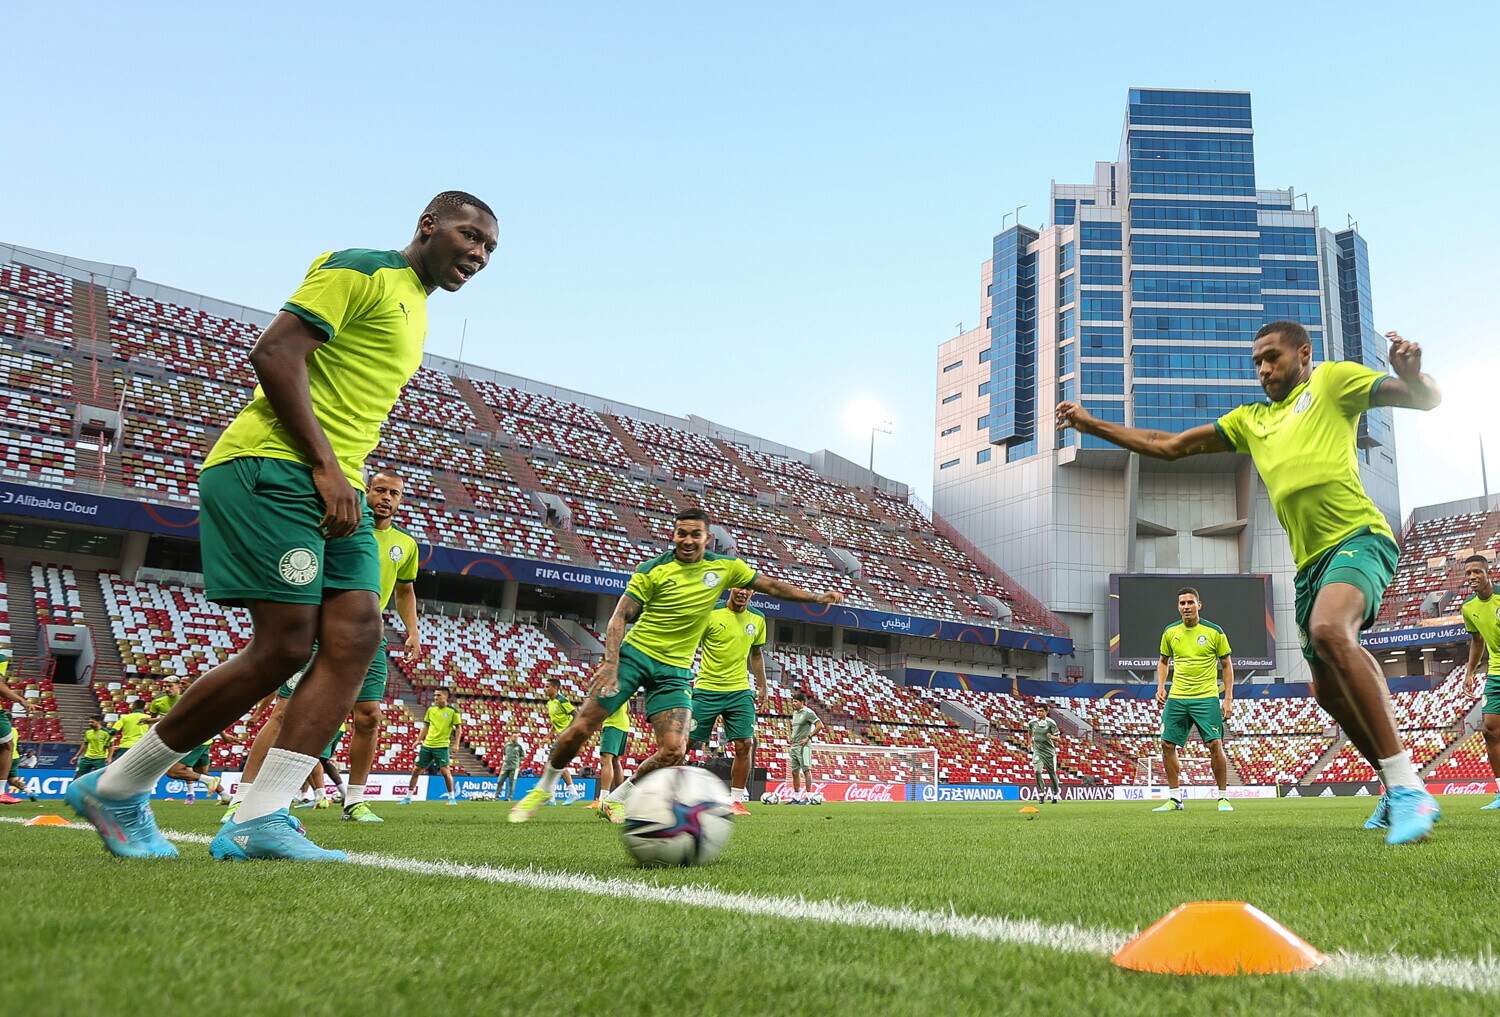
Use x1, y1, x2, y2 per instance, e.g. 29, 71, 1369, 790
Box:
24, 815, 71, 827
1112, 901, 1324, 976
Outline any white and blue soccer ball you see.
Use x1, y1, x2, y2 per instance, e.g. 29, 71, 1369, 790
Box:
621, 767, 735, 867
761, 791, 781, 805
807, 791, 826, 806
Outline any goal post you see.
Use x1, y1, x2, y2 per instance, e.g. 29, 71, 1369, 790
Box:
798, 742, 939, 789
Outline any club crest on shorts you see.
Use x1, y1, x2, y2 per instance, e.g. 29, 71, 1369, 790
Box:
279, 548, 319, 586
702, 570, 720, 588
1294, 390, 1313, 414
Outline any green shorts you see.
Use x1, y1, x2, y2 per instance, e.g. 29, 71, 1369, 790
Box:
178, 743, 212, 770
789, 742, 812, 772
1294, 527, 1398, 663
595, 644, 693, 718
1484, 676, 1500, 716
75, 755, 108, 776
690, 688, 756, 743
600, 727, 628, 757
321, 728, 346, 762
0, 714, 11, 742
1161, 697, 1224, 746
199, 457, 380, 607
277, 636, 389, 702
416, 746, 450, 771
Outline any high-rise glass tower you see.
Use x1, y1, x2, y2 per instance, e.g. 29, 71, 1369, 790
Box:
934, 88, 1399, 680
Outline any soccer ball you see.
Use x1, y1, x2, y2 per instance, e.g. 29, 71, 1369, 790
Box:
621, 767, 735, 867
807, 791, 826, 806
760, 791, 781, 805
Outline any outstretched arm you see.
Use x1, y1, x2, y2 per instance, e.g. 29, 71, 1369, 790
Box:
749, 575, 844, 605
1055, 402, 1230, 461
1370, 333, 1441, 411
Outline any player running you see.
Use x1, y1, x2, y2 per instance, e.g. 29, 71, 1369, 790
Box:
0, 675, 32, 799
1460, 555, 1500, 811
510, 507, 842, 824
404, 689, 463, 805
1026, 703, 1062, 803
150, 681, 229, 803
73, 717, 113, 777
1058, 323, 1442, 844
67, 191, 497, 861
788, 691, 824, 803
108, 700, 154, 761
543, 678, 583, 804
689, 587, 767, 816
226, 469, 422, 824
1151, 588, 1234, 813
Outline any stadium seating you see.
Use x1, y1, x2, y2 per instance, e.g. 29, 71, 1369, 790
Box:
99, 572, 252, 679
0, 346, 72, 397
393, 614, 591, 699
1376, 508, 1500, 626
1426, 732, 1496, 782
1317, 731, 1450, 783
32, 564, 85, 626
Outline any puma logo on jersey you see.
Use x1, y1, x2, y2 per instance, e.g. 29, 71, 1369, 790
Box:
1336, 549, 1359, 559
398, 302, 410, 321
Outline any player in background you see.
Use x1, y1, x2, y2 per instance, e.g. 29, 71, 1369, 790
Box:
1460, 554, 1500, 811
543, 678, 582, 804
109, 700, 154, 761
1059, 324, 1441, 844
510, 507, 842, 824
690, 588, 768, 816
404, 689, 463, 805
596, 703, 630, 806
498, 733, 525, 800
67, 191, 497, 861
150, 681, 230, 803
1026, 703, 1062, 803
788, 692, 824, 803
295, 722, 348, 810
4, 734, 38, 801
0, 674, 32, 801
1152, 588, 1234, 812
225, 470, 422, 824
73, 717, 113, 777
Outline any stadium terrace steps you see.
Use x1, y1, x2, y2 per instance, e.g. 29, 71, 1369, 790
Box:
1, 555, 41, 660
51, 681, 99, 741
1421, 723, 1483, 778
66, 282, 118, 407
548, 524, 600, 569
496, 447, 545, 494
433, 471, 479, 513
1299, 735, 1350, 784
72, 566, 126, 682
715, 441, 776, 491
386, 666, 489, 775
451, 376, 504, 432
598, 414, 658, 478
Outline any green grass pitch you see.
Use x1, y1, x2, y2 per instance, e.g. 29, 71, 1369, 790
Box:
6, 796, 1497, 1016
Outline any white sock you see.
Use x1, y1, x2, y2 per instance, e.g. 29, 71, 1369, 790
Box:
606, 777, 634, 803
732, 787, 747, 802
96, 730, 185, 799
312, 783, 326, 801
1378, 750, 1421, 790
345, 783, 365, 808
196, 774, 216, 787
539, 765, 562, 795
230, 785, 248, 805
336, 778, 349, 799
1170, 787, 1183, 801
236, 749, 318, 823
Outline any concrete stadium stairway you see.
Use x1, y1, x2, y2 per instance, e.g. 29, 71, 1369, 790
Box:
387, 665, 490, 775
72, 567, 125, 687
1299, 735, 1349, 783
52, 682, 99, 742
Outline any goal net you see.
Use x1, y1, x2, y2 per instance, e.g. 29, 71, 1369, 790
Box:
797, 743, 938, 788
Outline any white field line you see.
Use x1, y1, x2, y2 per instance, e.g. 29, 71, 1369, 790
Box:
5, 816, 1498, 995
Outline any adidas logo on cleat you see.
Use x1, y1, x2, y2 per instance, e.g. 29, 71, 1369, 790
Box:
234, 835, 250, 849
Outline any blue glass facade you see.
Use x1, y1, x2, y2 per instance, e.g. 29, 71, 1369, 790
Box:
1336, 229, 1394, 452
987, 225, 1039, 452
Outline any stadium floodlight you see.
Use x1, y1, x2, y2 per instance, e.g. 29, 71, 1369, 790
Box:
844, 399, 894, 488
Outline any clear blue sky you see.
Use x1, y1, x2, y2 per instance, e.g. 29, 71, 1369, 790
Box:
7, 3, 1497, 513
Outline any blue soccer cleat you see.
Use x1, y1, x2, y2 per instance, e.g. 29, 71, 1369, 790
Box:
210, 809, 347, 862
1362, 793, 1390, 830
1384, 786, 1440, 846
1480, 794, 1500, 811
64, 770, 178, 859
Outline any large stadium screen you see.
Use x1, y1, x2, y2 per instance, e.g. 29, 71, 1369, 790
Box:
1109, 574, 1275, 669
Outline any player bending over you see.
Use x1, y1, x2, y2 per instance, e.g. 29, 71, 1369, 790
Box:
510, 507, 842, 824
404, 689, 463, 805
1152, 587, 1234, 813
1460, 555, 1500, 811
788, 692, 824, 803
1059, 322, 1441, 845
1026, 703, 1062, 803
66, 191, 497, 861
689, 588, 768, 816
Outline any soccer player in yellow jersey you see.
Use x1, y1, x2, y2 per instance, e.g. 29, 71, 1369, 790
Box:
1152, 588, 1234, 813
69, 192, 497, 862
543, 677, 583, 804
1460, 555, 1500, 811
1058, 321, 1442, 845
511, 507, 843, 824
690, 587, 768, 816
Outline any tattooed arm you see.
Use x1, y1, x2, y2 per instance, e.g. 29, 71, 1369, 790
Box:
589, 594, 643, 698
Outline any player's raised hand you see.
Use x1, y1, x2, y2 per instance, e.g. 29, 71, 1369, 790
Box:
1055, 401, 1093, 434
1386, 332, 1422, 379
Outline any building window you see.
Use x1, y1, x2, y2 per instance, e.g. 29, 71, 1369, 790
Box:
976, 448, 991, 464
941, 393, 960, 405
942, 360, 963, 373
979, 348, 991, 363
939, 458, 961, 470
977, 415, 989, 429
940, 425, 960, 437
978, 382, 991, 397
